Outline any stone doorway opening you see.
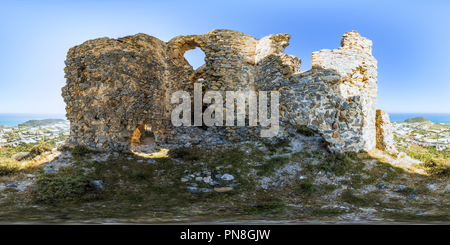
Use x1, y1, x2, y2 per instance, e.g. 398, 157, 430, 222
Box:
130, 123, 155, 151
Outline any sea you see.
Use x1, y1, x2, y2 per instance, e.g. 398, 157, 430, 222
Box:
388, 113, 450, 124
0, 113, 67, 127
0, 113, 449, 127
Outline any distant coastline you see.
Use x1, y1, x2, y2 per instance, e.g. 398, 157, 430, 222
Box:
1, 112, 449, 127
0, 113, 67, 127
388, 113, 450, 124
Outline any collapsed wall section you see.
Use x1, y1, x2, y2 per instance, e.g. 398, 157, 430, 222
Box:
376, 109, 397, 153
310, 31, 378, 151
282, 67, 365, 152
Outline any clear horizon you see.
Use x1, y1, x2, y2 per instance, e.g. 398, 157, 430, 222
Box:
1, 0, 449, 115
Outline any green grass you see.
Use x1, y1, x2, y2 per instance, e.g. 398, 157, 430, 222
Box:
280, 148, 293, 154
298, 179, 314, 195
350, 175, 363, 189
296, 126, 316, 137
154, 157, 173, 164
0, 157, 22, 176
323, 184, 338, 192
397, 143, 450, 176
168, 147, 201, 161
341, 189, 381, 207
29, 143, 52, 156
69, 145, 99, 159
380, 211, 450, 222
292, 150, 313, 160
34, 174, 96, 204
263, 139, 290, 154
305, 164, 315, 172
308, 208, 343, 216
379, 202, 405, 209
361, 175, 378, 185
400, 185, 429, 195
423, 158, 450, 176
316, 152, 365, 176
257, 156, 290, 176
242, 202, 285, 215
374, 161, 404, 182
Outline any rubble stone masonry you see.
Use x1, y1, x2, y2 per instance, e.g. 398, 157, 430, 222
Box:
376, 109, 397, 153
61, 29, 392, 153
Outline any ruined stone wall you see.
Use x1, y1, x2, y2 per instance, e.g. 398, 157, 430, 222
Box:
281, 68, 365, 152
61, 34, 189, 151
376, 109, 397, 153
62, 29, 388, 153
310, 31, 378, 151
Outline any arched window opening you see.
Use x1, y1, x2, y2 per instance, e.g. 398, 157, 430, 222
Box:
183, 47, 206, 70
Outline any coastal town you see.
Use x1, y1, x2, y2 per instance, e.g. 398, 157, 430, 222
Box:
1, 118, 449, 152
393, 121, 450, 151
0, 120, 69, 148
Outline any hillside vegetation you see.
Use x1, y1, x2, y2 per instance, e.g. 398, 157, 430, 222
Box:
18, 119, 65, 127
404, 117, 431, 124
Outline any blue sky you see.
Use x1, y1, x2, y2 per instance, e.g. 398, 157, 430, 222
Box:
0, 0, 449, 115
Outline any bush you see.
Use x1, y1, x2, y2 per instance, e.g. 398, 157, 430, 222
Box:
243, 203, 285, 215
169, 147, 200, 161
341, 189, 380, 206
257, 156, 290, 176
70, 145, 95, 157
263, 138, 290, 153
11, 152, 32, 161
35, 174, 95, 204
317, 152, 364, 175
29, 143, 52, 156
297, 126, 316, 137
0, 161, 20, 176
56, 143, 67, 152
299, 180, 314, 195
424, 158, 450, 176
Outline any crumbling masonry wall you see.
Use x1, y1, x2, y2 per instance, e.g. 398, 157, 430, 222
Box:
376, 109, 397, 153
62, 29, 391, 153
307, 31, 378, 151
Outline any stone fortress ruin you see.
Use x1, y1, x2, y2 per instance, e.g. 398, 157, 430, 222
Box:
61, 29, 395, 153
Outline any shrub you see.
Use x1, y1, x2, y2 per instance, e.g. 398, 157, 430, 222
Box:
424, 158, 450, 176
11, 152, 32, 161
273, 138, 290, 148
169, 147, 200, 161
243, 203, 285, 215
143, 131, 154, 138
324, 184, 337, 192
341, 189, 380, 206
70, 145, 95, 157
257, 156, 290, 176
309, 208, 342, 216
296, 126, 316, 137
56, 143, 67, 152
35, 174, 95, 204
317, 152, 364, 175
154, 157, 172, 164
29, 143, 52, 156
263, 138, 290, 153
299, 180, 314, 195
0, 157, 21, 176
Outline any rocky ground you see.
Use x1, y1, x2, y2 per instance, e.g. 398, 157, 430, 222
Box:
1, 130, 450, 224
